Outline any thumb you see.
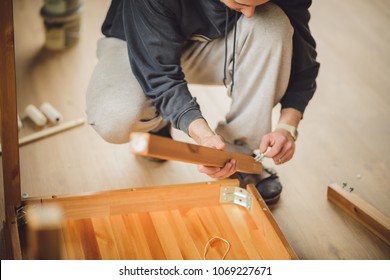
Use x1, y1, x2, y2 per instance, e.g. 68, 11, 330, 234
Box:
215, 136, 227, 150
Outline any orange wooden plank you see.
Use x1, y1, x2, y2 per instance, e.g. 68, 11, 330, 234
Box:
207, 206, 250, 259
247, 184, 298, 259
170, 209, 202, 259
74, 218, 101, 260
26, 180, 230, 220
109, 215, 138, 259
327, 184, 390, 246
249, 229, 281, 259
180, 208, 211, 258
130, 132, 262, 174
194, 207, 234, 260
91, 216, 120, 260
149, 209, 202, 260
122, 213, 154, 259
61, 219, 86, 260
222, 205, 264, 259
149, 211, 185, 259
24, 180, 297, 260
58, 230, 68, 260
138, 212, 166, 259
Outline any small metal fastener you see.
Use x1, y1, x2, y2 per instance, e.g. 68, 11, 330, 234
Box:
254, 153, 266, 162
253, 148, 270, 162
16, 205, 28, 225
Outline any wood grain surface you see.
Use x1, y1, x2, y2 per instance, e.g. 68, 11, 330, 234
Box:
130, 132, 263, 174
24, 180, 296, 260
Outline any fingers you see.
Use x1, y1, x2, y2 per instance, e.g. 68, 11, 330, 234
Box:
259, 133, 273, 155
198, 159, 237, 179
195, 132, 236, 179
274, 147, 293, 165
259, 131, 295, 165
272, 139, 294, 165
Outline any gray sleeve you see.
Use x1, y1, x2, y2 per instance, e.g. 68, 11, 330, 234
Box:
122, 0, 204, 134
272, 0, 320, 115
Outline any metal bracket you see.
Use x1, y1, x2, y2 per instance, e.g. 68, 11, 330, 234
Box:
219, 186, 253, 209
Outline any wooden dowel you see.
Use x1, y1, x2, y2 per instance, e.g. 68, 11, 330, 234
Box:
129, 132, 262, 174
0, 118, 85, 154
327, 184, 390, 245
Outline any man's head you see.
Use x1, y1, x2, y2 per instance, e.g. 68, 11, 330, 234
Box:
220, 0, 269, 18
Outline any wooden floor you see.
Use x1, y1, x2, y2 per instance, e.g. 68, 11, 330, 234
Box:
1, 0, 390, 259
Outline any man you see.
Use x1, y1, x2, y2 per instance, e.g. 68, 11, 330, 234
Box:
86, 0, 320, 204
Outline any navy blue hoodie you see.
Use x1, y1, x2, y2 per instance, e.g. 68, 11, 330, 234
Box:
101, 0, 320, 134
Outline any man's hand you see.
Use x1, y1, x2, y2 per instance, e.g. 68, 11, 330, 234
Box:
259, 129, 295, 165
259, 108, 301, 165
188, 118, 237, 179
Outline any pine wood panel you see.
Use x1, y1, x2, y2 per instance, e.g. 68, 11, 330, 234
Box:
25, 180, 296, 260
130, 132, 262, 174
327, 184, 390, 246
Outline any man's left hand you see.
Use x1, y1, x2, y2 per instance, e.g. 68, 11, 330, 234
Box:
259, 129, 296, 165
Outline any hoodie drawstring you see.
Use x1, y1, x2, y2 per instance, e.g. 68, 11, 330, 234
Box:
223, 8, 238, 94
